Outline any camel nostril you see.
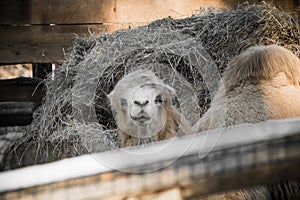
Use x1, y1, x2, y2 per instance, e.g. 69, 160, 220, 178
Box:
134, 100, 149, 106
134, 101, 142, 106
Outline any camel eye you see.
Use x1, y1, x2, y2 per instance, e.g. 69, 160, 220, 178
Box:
120, 98, 127, 107
155, 94, 166, 105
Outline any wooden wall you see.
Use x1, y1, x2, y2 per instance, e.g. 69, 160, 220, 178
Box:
0, 0, 299, 64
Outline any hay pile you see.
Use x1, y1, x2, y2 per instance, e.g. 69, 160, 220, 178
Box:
2, 3, 299, 170
151, 2, 300, 72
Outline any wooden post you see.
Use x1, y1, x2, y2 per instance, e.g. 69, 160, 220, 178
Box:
0, 77, 45, 127
32, 63, 52, 79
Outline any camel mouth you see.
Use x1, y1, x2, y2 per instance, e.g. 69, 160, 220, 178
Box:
130, 115, 151, 125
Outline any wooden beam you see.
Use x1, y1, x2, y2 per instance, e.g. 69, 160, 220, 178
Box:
0, 77, 44, 102
0, 25, 106, 64
0, 0, 298, 26
0, 0, 113, 25
185, 160, 300, 199
0, 45, 68, 64
0, 130, 299, 199
0, 102, 36, 127
0, 78, 44, 126
0, 0, 225, 25
0, 24, 108, 46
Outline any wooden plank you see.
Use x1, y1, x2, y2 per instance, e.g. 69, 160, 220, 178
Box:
0, 25, 106, 45
0, 25, 106, 64
0, 77, 44, 126
0, 0, 113, 25
0, 45, 69, 64
0, 0, 298, 64
0, 0, 298, 25
185, 160, 300, 199
0, 0, 226, 25
0, 77, 44, 102
0, 131, 299, 199
0, 126, 25, 135
0, 102, 36, 127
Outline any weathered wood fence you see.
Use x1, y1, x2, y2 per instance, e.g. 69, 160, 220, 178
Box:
0, 119, 299, 199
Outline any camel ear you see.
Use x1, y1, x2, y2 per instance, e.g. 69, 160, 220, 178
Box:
164, 85, 179, 107
172, 94, 180, 108
107, 90, 114, 101
107, 91, 116, 109
165, 84, 176, 96
119, 98, 128, 108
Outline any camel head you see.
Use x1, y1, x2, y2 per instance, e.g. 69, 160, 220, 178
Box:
108, 70, 177, 139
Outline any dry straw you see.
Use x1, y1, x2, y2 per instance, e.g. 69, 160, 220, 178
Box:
2, 3, 299, 170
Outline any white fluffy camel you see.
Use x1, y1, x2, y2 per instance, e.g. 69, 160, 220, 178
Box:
108, 70, 192, 147
195, 45, 300, 200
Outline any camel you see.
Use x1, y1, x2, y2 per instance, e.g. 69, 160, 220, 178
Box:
194, 45, 300, 200
108, 70, 192, 147
194, 44, 300, 132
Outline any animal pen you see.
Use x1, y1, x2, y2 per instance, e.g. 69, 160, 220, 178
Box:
0, 0, 300, 199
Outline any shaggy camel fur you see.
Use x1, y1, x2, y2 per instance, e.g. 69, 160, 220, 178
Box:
108, 70, 192, 147
194, 45, 300, 132
194, 45, 300, 200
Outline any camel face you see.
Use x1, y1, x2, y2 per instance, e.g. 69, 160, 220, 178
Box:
128, 84, 167, 127
114, 83, 171, 138
108, 70, 192, 146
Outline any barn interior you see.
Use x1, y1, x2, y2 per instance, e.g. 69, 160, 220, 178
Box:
0, 0, 300, 199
